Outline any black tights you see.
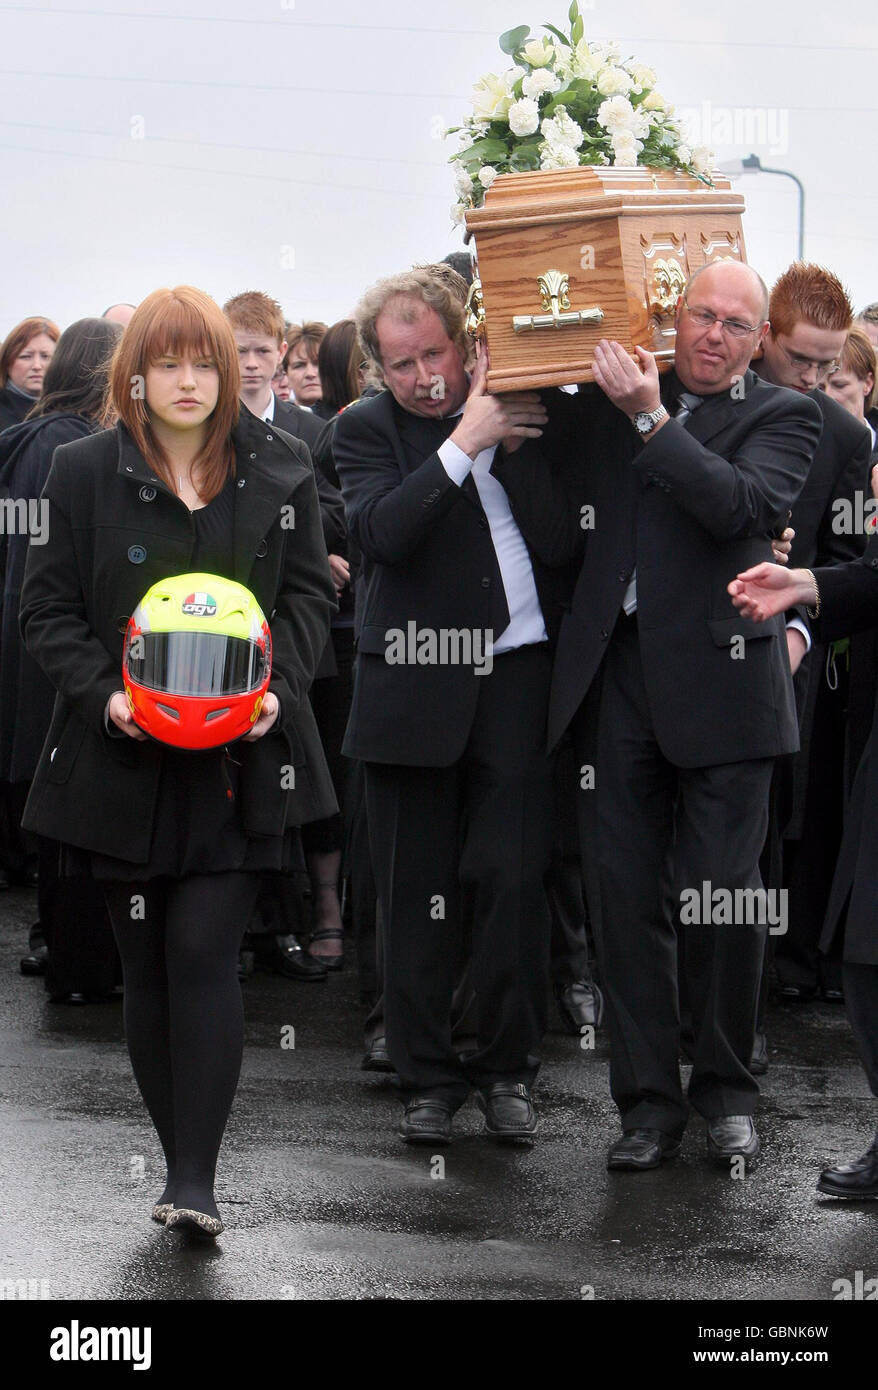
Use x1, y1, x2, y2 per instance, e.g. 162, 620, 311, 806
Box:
104, 873, 259, 1220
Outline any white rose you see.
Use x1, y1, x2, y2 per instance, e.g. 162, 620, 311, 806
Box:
472, 73, 514, 122
641, 90, 667, 113
596, 65, 634, 97
508, 96, 541, 137
540, 142, 581, 171
522, 68, 561, 100
627, 62, 658, 91
691, 145, 713, 174
676, 145, 692, 165
521, 37, 553, 68
478, 165, 498, 188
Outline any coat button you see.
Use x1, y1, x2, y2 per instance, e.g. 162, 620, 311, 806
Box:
265, 434, 274, 442
481, 577, 491, 587
237, 478, 246, 488
125, 465, 134, 473
600, 628, 609, 640
249, 452, 257, 460
255, 539, 268, 558
50, 746, 57, 762
139, 485, 157, 502
128, 545, 147, 564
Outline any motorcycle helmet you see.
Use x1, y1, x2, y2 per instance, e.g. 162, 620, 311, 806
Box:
123, 572, 272, 750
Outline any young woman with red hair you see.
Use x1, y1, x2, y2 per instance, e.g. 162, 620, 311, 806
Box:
20, 286, 336, 1239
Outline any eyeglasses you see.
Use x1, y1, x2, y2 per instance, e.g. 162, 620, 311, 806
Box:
774, 338, 839, 381
682, 296, 763, 339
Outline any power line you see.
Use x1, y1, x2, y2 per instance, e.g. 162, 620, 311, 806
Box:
0, 140, 450, 200
0, 119, 448, 170
0, 8, 876, 53
0, 67, 465, 100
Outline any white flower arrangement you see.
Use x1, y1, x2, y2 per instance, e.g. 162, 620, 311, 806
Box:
448, 2, 713, 217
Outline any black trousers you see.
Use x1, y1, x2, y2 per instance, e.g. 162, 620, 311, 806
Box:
574, 615, 773, 1135
843, 962, 878, 1102
364, 644, 555, 1106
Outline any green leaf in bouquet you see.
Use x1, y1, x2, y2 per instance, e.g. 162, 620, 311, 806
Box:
571, 14, 584, 44
568, 0, 580, 25
499, 24, 530, 55
509, 139, 542, 170
543, 23, 571, 46
468, 136, 511, 162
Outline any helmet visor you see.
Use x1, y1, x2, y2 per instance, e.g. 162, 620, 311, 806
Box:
126, 631, 268, 696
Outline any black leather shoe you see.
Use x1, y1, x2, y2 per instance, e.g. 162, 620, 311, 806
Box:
777, 983, 817, 1002
817, 1137, 878, 1198
821, 987, 845, 1003
20, 946, 49, 977
555, 979, 604, 1034
607, 1128, 681, 1170
361, 1036, 395, 1072
750, 1031, 769, 1076
263, 934, 327, 982
399, 1097, 453, 1145
706, 1115, 760, 1169
477, 1082, 537, 1141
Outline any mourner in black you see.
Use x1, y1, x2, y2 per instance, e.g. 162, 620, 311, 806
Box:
499, 260, 822, 1171
334, 268, 572, 1144
20, 287, 336, 1238
730, 540, 878, 1196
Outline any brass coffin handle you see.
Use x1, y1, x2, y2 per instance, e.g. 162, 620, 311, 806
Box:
512, 268, 604, 333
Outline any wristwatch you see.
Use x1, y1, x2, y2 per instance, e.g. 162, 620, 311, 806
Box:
631, 405, 669, 435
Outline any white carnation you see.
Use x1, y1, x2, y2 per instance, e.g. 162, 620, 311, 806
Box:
596, 65, 634, 97
454, 162, 474, 197
478, 165, 498, 188
676, 144, 693, 165
508, 96, 541, 137
541, 106, 583, 151
540, 142, 581, 171
522, 68, 561, 100
611, 131, 642, 166
691, 145, 713, 174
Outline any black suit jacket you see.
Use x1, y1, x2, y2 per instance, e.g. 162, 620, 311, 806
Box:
333, 389, 575, 766
501, 370, 822, 764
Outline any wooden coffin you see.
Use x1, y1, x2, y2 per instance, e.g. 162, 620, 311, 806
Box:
464, 166, 747, 392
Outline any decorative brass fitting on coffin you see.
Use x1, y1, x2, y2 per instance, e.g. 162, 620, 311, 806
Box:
512, 269, 604, 333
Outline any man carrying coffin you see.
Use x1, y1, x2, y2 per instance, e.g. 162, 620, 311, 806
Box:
333, 269, 574, 1145
495, 259, 822, 1171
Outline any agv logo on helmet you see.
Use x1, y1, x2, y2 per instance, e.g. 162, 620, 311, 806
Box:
123, 573, 272, 751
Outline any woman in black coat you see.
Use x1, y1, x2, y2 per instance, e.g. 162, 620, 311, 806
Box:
20, 286, 336, 1238
0, 317, 121, 987
730, 548, 878, 1198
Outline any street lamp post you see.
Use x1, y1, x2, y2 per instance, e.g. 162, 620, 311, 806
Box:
716, 154, 805, 259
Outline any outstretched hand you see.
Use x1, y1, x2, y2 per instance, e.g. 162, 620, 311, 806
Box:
728, 563, 817, 622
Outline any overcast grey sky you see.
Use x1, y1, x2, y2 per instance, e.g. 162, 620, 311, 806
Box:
1, 0, 875, 332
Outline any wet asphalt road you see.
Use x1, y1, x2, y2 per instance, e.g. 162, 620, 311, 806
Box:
1, 883, 876, 1305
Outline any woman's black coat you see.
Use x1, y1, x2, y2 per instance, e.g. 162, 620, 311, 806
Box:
0, 412, 93, 782
19, 406, 338, 863
815, 537, 878, 964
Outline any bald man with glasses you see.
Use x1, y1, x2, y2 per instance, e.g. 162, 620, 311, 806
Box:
494, 259, 822, 1172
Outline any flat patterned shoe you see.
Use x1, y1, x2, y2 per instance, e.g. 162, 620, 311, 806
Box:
151, 1202, 174, 1225
165, 1207, 224, 1239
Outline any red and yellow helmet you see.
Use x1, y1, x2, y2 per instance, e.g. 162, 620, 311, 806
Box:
122, 573, 272, 750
